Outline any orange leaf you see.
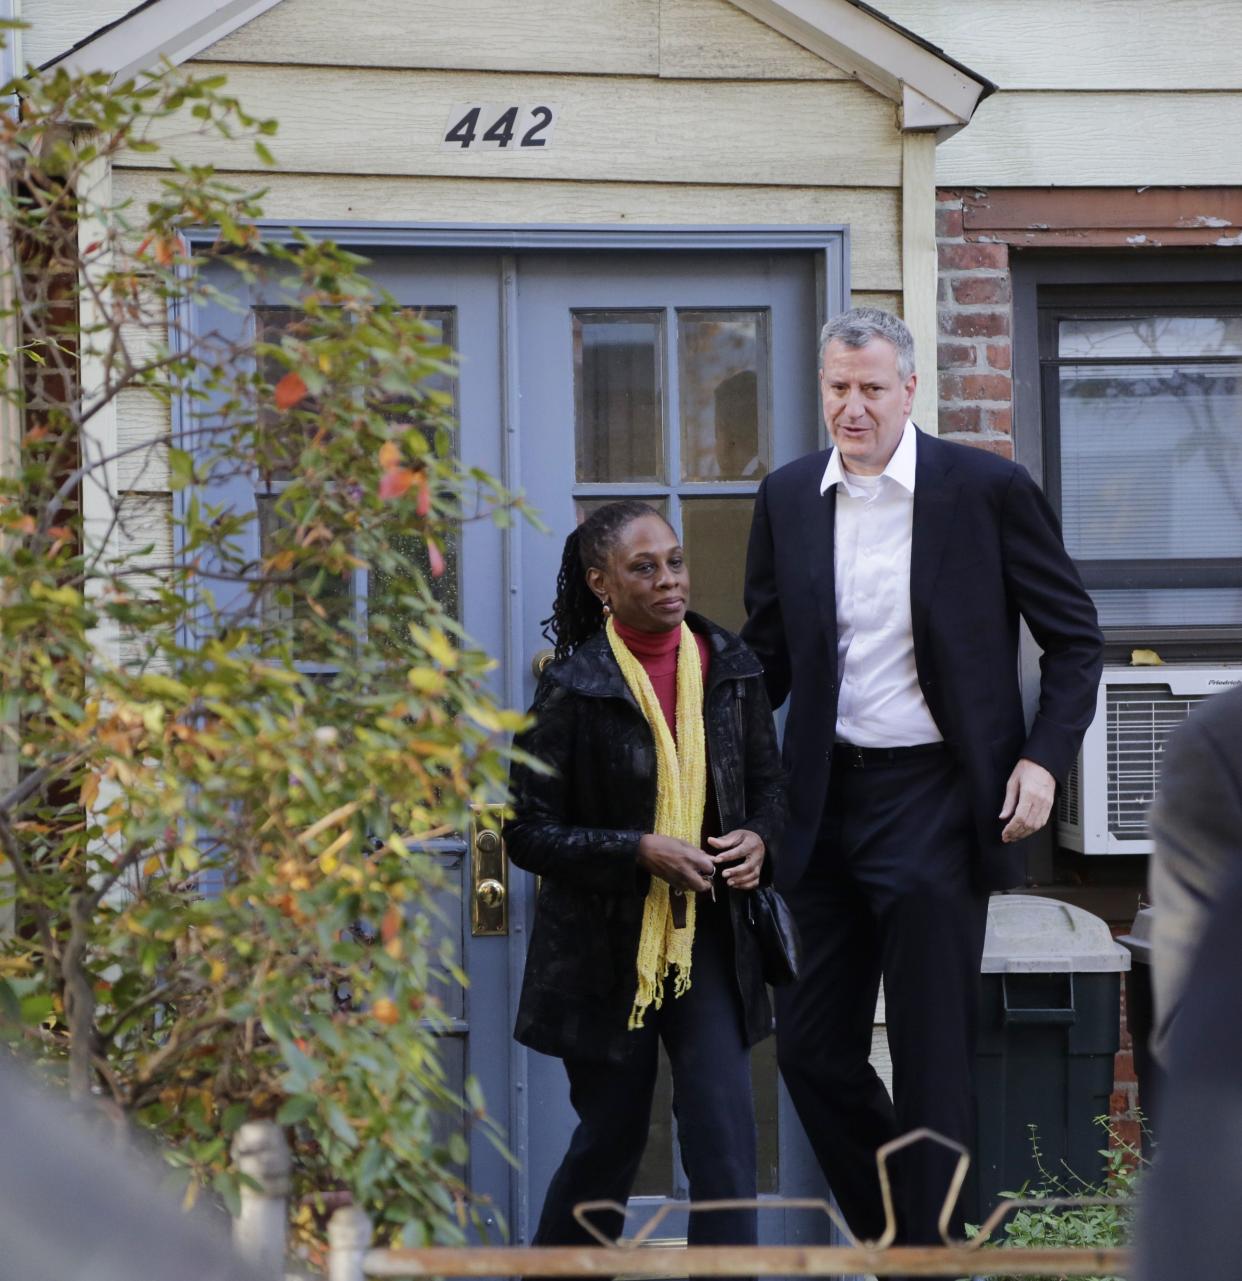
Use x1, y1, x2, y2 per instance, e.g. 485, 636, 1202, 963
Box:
274, 371, 308, 411
153, 237, 174, 267
379, 467, 415, 501
415, 472, 431, 517
380, 904, 402, 943
428, 541, 446, 579
378, 441, 401, 471
372, 998, 400, 1027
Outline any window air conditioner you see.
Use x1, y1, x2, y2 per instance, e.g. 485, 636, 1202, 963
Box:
1056, 664, 1242, 855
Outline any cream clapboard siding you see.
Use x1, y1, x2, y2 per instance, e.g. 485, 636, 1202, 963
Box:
657, 0, 848, 80
21, 0, 135, 69
129, 65, 900, 188
116, 321, 171, 491
876, 0, 1242, 187
937, 93, 1242, 188
201, 0, 849, 81
876, 0, 1242, 92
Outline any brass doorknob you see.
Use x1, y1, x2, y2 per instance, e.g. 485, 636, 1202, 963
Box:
476, 878, 505, 909
531, 648, 555, 677
476, 828, 501, 855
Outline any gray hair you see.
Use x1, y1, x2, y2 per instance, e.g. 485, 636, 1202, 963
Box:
818, 307, 916, 379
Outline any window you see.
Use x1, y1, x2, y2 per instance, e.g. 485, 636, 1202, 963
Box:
1020, 258, 1242, 650
252, 305, 460, 670
571, 306, 772, 634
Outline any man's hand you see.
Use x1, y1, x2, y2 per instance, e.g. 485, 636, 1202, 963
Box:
999, 758, 1057, 843
637, 834, 716, 892
708, 829, 766, 891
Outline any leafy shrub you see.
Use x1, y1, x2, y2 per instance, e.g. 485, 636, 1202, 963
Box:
0, 39, 533, 1249
966, 1117, 1146, 1281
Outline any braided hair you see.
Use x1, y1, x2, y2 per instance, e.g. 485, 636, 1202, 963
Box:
541, 500, 666, 662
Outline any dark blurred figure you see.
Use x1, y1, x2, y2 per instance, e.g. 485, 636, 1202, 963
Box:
1132, 862, 1242, 1281
1147, 683, 1242, 1062
1133, 684, 1242, 1281
0, 1053, 262, 1281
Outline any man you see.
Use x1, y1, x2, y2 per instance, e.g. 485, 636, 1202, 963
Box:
741, 308, 1103, 1246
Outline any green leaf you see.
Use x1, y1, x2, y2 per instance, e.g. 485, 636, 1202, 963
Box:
276, 1094, 317, 1125
168, 446, 194, 491
324, 1102, 358, 1148
280, 1038, 323, 1091
20, 993, 53, 1024
0, 980, 22, 1024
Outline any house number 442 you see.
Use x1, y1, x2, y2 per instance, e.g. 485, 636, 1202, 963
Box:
441, 104, 559, 151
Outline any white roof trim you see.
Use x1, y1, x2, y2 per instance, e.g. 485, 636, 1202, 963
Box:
43, 0, 286, 80
726, 0, 991, 132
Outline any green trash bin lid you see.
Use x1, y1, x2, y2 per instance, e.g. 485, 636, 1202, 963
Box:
982, 894, 1131, 974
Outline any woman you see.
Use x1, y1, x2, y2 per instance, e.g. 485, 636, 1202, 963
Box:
504, 500, 786, 1251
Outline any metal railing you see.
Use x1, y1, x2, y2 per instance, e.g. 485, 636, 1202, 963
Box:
230, 1122, 1132, 1279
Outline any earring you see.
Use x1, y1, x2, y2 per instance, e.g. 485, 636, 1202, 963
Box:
601, 598, 612, 616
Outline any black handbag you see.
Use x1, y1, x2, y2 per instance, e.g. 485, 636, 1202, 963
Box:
747, 885, 801, 986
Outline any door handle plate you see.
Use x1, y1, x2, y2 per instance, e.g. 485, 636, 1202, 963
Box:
470, 805, 508, 937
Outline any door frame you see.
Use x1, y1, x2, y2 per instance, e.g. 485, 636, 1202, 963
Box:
178, 221, 850, 1238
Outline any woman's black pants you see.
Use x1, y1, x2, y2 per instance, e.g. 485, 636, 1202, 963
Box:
533, 906, 759, 1249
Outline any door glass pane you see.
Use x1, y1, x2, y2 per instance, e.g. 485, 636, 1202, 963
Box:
254, 306, 318, 483
573, 311, 665, 483
682, 497, 755, 635
1059, 316, 1242, 359
679, 310, 770, 481
370, 306, 460, 629
574, 496, 670, 524
256, 492, 354, 662
369, 530, 460, 635
383, 306, 458, 420
1058, 361, 1242, 560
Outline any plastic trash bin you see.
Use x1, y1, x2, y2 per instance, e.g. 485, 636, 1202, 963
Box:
1118, 905, 1162, 1148
966, 894, 1131, 1226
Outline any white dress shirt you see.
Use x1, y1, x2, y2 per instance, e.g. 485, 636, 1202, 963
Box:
820, 421, 943, 747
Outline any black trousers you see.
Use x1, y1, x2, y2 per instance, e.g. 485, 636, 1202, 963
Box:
775, 748, 989, 1247
534, 901, 758, 1249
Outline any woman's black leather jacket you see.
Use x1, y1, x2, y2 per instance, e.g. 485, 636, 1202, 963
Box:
504, 611, 787, 1064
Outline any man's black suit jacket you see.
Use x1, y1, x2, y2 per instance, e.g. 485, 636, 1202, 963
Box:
741, 429, 1104, 893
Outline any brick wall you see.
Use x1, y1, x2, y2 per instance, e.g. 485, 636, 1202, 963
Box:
1111, 978, 1142, 1152
935, 191, 1014, 459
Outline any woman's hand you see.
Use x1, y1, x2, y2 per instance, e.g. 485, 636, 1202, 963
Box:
708, 829, 766, 891
637, 834, 716, 893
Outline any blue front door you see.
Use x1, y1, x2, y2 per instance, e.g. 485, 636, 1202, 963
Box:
199, 234, 844, 1245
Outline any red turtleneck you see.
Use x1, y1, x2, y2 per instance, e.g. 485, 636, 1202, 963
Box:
612, 618, 710, 743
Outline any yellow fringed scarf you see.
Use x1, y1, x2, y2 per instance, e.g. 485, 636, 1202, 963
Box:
605, 616, 708, 1030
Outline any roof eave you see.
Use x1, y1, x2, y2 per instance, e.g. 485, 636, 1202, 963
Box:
727, 0, 994, 131
41, 0, 285, 80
